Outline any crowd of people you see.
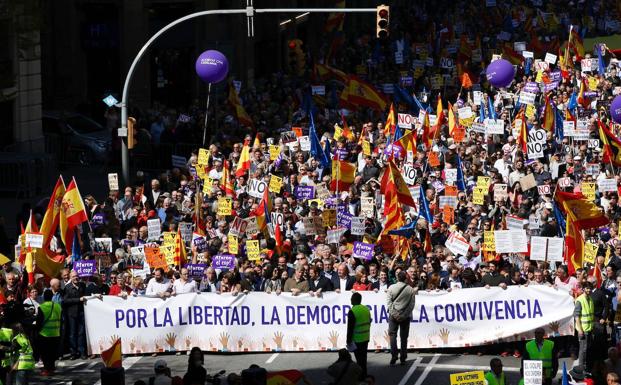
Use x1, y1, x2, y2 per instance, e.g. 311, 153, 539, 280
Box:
5, 0, 621, 384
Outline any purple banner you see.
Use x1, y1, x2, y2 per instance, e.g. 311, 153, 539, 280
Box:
75, 260, 97, 277
335, 148, 348, 160
337, 211, 353, 228
295, 186, 315, 200
91, 213, 105, 228
193, 236, 208, 253
549, 70, 561, 82
185, 263, 207, 278
523, 82, 539, 93
212, 254, 236, 270
352, 242, 374, 261
400, 76, 413, 86
584, 91, 598, 98
544, 81, 559, 92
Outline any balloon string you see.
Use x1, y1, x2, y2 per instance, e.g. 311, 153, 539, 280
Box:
202, 82, 212, 147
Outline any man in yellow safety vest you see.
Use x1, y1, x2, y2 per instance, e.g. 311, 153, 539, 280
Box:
346, 292, 371, 379
484, 358, 506, 385
10, 322, 34, 385
522, 327, 558, 385
575, 281, 595, 373
36, 289, 62, 376
0, 322, 13, 385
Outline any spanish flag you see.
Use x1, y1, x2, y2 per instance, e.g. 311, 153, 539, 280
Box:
60, 178, 87, 256
250, 188, 272, 231
515, 108, 528, 153
101, 338, 122, 368
330, 160, 356, 191
313, 63, 348, 83
32, 178, 66, 278
542, 97, 555, 132
340, 112, 355, 141
380, 184, 405, 238
421, 111, 432, 150
433, 95, 445, 136
380, 161, 416, 207
383, 103, 396, 137
569, 29, 585, 61
555, 191, 609, 230
174, 227, 187, 267
448, 102, 458, 137
577, 78, 590, 108
599, 120, 621, 167
394, 129, 417, 155
342, 76, 388, 112
235, 139, 251, 177
503, 44, 524, 65
267, 370, 304, 385
228, 82, 253, 128
564, 214, 584, 276
253, 133, 261, 149
220, 160, 236, 198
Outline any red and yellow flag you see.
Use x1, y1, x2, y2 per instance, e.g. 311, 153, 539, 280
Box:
267, 370, 304, 385
33, 177, 66, 278
250, 187, 272, 231
515, 109, 528, 153
101, 338, 122, 368
174, 227, 187, 267
60, 178, 87, 256
565, 217, 584, 276
330, 160, 356, 191
379, 161, 416, 207
383, 103, 396, 137
342, 76, 388, 112
228, 83, 253, 128
421, 111, 432, 150
555, 191, 609, 230
433, 95, 445, 136
599, 120, 621, 166
448, 102, 458, 137
380, 186, 405, 238
220, 160, 236, 198
235, 139, 251, 177
394, 129, 417, 155
542, 96, 555, 132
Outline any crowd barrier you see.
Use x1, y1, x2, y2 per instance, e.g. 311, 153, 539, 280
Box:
84, 286, 574, 354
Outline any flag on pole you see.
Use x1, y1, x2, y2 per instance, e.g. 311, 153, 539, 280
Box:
330, 160, 356, 192
235, 139, 251, 177
542, 97, 555, 132
174, 227, 187, 267
101, 338, 122, 368
599, 120, 621, 166
456, 155, 467, 192
383, 103, 396, 138
228, 82, 253, 127
379, 161, 416, 207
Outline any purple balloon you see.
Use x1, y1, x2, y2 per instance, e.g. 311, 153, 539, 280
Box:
485, 59, 515, 88
195, 50, 229, 84
611, 95, 621, 124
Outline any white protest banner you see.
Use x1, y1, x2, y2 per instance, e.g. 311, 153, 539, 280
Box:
245, 217, 259, 238
326, 228, 347, 244
471, 122, 486, 134
457, 107, 473, 119
527, 141, 544, 159
398, 113, 414, 129
473, 91, 482, 105
445, 232, 470, 256
439, 196, 458, 209
179, 222, 193, 243
494, 230, 528, 253
248, 178, 268, 199
361, 197, 375, 218
519, 92, 536, 105
598, 179, 617, 192
528, 215, 541, 230
563, 120, 575, 132
403, 165, 417, 185
530, 237, 564, 262
271, 212, 284, 229
485, 119, 505, 135
229, 217, 247, 237
522, 50, 534, 59
537, 185, 551, 195
558, 177, 571, 188
311, 85, 325, 95
298, 136, 311, 152
303, 217, 317, 236
445, 168, 458, 185
147, 219, 161, 241
523, 360, 543, 385
24, 233, 43, 249
494, 184, 508, 201
350, 217, 365, 236
108, 173, 119, 191
588, 139, 600, 149
528, 129, 546, 144
85, 287, 574, 354
544, 52, 557, 65
506, 215, 525, 230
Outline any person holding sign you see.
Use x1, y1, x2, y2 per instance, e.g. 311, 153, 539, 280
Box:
386, 271, 417, 366
522, 328, 558, 385
346, 292, 371, 379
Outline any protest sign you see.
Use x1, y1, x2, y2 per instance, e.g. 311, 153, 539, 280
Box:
246, 240, 261, 261
86, 286, 574, 354
147, 219, 161, 241
519, 174, 537, 191
271, 212, 284, 229
197, 148, 210, 165
361, 197, 375, 218
269, 174, 283, 193
494, 230, 528, 253
162, 232, 176, 246
445, 186, 458, 197
446, 232, 470, 256
160, 245, 176, 266
485, 119, 504, 135
482, 231, 495, 252
473, 187, 486, 205
403, 165, 417, 185
583, 242, 599, 265
24, 233, 43, 249
244, 217, 259, 238
144, 247, 167, 270
269, 145, 281, 161
192, 236, 207, 253
537, 185, 551, 195
350, 217, 365, 236
581, 182, 596, 201
227, 234, 238, 255
523, 360, 543, 385
229, 217, 247, 237
336, 211, 352, 228
493, 184, 508, 201
248, 179, 267, 199
185, 264, 207, 279
327, 228, 347, 244
530, 237, 564, 262
352, 242, 374, 260
108, 173, 119, 191
322, 209, 336, 227
428, 152, 440, 167
444, 168, 457, 185
295, 186, 315, 200
439, 196, 458, 209
450, 371, 485, 385
212, 254, 236, 270
477, 176, 491, 189
506, 215, 525, 230
178, 222, 192, 243
598, 179, 617, 192
129, 246, 145, 269
303, 217, 317, 235
75, 260, 97, 277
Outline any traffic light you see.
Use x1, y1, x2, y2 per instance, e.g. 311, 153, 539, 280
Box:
127, 117, 136, 149
287, 39, 306, 76
376, 5, 389, 39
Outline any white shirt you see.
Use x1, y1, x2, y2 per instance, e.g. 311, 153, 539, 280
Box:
173, 279, 197, 294
339, 278, 348, 291
146, 278, 171, 296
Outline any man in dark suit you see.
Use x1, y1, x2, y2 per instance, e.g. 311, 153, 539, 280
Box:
334, 263, 355, 292
308, 266, 333, 294
146, 178, 162, 208
321, 258, 340, 290
63, 270, 90, 359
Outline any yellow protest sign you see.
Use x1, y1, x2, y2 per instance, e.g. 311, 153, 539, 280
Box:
196, 164, 207, 180
334, 124, 343, 141
362, 140, 371, 156
246, 240, 260, 261
160, 244, 176, 266
584, 242, 598, 265
476, 176, 490, 190
202, 177, 214, 194
526, 104, 536, 119
535, 70, 543, 83
581, 182, 596, 201
269, 174, 283, 193
450, 370, 485, 385
197, 148, 210, 165
269, 145, 281, 161
473, 187, 486, 205
322, 209, 336, 227
163, 232, 176, 246
588, 76, 599, 91
228, 234, 238, 255
482, 230, 496, 252
217, 197, 232, 216
308, 199, 324, 210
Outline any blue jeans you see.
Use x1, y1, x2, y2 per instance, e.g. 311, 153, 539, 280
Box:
67, 314, 86, 356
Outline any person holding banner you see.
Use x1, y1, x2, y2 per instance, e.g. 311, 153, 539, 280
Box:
386, 271, 417, 366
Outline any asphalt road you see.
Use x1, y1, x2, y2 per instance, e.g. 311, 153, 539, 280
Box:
30, 351, 575, 385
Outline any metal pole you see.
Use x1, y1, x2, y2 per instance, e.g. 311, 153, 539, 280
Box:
120, 7, 377, 185
202, 83, 212, 147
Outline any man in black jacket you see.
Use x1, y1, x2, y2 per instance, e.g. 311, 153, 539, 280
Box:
63, 270, 89, 359
334, 264, 355, 292
308, 266, 333, 295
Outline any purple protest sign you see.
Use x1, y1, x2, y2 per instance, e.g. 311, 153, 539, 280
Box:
337, 211, 353, 228
193, 236, 208, 253
523, 82, 539, 93
549, 70, 561, 82
544, 81, 559, 92
212, 254, 236, 270
400, 76, 413, 86
90, 213, 105, 229
352, 242, 374, 261
185, 263, 207, 278
74, 260, 97, 277
335, 148, 348, 160
584, 91, 598, 99
295, 186, 315, 200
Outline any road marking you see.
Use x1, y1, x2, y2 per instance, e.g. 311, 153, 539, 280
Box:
92, 356, 141, 385
86, 361, 98, 369
417, 363, 520, 372
397, 357, 423, 385
265, 353, 279, 364
413, 353, 439, 385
